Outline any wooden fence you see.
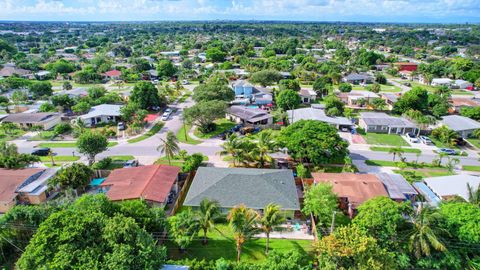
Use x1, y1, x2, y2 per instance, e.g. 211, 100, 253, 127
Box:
170, 171, 196, 215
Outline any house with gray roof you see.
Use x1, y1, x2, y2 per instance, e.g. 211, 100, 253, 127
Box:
184, 167, 300, 216
78, 104, 122, 127
423, 175, 480, 201
287, 104, 353, 129
226, 106, 273, 126
441, 115, 480, 138
1, 112, 61, 130
376, 173, 418, 202
359, 112, 418, 135
342, 73, 373, 85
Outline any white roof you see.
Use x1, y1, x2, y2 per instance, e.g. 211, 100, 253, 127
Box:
432, 78, 452, 84
287, 106, 352, 126
80, 104, 122, 119
441, 115, 480, 132
424, 175, 480, 201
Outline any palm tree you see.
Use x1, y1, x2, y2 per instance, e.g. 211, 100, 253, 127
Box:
157, 131, 179, 165
445, 156, 460, 172
251, 131, 276, 168
409, 204, 446, 259
219, 134, 243, 166
389, 147, 405, 161
228, 205, 259, 261
467, 183, 480, 206
197, 198, 221, 244
259, 203, 284, 254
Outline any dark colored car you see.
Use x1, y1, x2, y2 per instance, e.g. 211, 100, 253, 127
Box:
117, 122, 126, 131
454, 138, 467, 146
31, 148, 51, 156
231, 124, 243, 132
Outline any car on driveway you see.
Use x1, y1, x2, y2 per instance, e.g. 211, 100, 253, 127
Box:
419, 135, 433, 145
406, 133, 419, 143
123, 159, 139, 168
31, 148, 51, 156
438, 148, 457, 155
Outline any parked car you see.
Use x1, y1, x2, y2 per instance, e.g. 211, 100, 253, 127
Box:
161, 110, 172, 121
406, 133, 419, 143
31, 148, 51, 156
220, 130, 233, 140
182, 80, 189, 85
419, 135, 433, 145
231, 124, 243, 132
438, 148, 457, 155
240, 126, 260, 135
403, 82, 411, 87
117, 122, 126, 131
123, 160, 139, 168
340, 126, 350, 132
454, 137, 467, 146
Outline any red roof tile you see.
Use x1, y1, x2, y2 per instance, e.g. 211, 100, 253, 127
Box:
0, 168, 44, 203
100, 164, 180, 203
104, 70, 121, 77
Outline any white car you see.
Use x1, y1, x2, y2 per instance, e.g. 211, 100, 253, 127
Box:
161, 112, 171, 121
406, 133, 419, 143
419, 135, 433, 145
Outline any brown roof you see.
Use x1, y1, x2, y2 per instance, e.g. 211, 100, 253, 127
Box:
0, 66, 31, 77
394, 62, 418, 66
0, 168, 44, 203
450, 98, 480, 108
100, 164, 180, 203
1, 113, 59, 124
312, 172, 388, 208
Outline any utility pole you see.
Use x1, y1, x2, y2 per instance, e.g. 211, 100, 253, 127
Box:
330, 211, 337, 234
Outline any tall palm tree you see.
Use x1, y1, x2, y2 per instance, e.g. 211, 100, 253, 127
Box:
219, 134, 243, 166
467, 183, 480, 206
157, 131, 179, 165
259, 203, 284, 254
409, 204, 446, 259
389, 147, 405, 161
197, 198, 221, 244
228, 205, 259, 261
251, 131, 276, 168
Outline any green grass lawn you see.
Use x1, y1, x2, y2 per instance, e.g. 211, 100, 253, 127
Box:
177, 91, 191, 103
452, 90, 474, 96
393, 169, 454, 182
194, 119, 236, 139
467, 138, 480, 149
366, 160, 445, 170
102, 155, 135, 170
155, 155, 209, 168
351, 84, 401, 92
127, 122, 165, 144
28, 131, 57, 141
462, 165, 480, 172
38, 141, 118, 148
370, 146, 421, 153
0, 128, 26, 142
39, 156, 80, 162
176, 124, 202, 145
363, 133, 409, 147
166, 224, 313, 262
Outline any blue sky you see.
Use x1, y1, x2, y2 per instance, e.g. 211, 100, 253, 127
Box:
1, 0, 480, 23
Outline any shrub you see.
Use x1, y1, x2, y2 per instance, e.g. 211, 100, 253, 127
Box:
53, 123, 72, 135
92, 157, 112, 170
338, 83, 352, 92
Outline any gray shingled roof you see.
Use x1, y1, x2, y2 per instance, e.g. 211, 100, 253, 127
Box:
227, 106, 271, 122
377, 173, 417, 200
360, 112, 416, 128
344, 73, 372, 81
441, 115, 480, 131
1, 112, 58, 124
287, 107, 352, 126
184, 167, 300, 210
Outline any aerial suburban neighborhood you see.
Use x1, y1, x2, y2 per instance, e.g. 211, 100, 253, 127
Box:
0, 2, 480, 269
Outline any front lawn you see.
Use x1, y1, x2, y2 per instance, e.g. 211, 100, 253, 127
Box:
127, 122, 165, 144
365, 160, 444, 170
176, 124, 202, 145
38, 141, 118, 148
363, 133, 409, 147
194, 119, 236, 139
351, 84, 401, 92
167, 224, 313, 262
393, 169, 454, 183
28, 131, 57, 141
155, 155, 209, 168
0, 128, 26, 142
467, 138, 480, 149
462, 165, 480, 172
370, 146, 421, 153
39, 156, 80, 162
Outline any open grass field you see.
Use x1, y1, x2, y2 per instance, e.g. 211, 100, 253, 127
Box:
166, 224, 313, 262
363, 133, 409, 147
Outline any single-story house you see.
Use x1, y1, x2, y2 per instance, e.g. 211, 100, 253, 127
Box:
449, 97, 480, 113
394, 62, 418, 72
148, 69, 159, 80
423, 175, 480, 201
359, 112, 419, 135
452, 79, 474, 90
100, 164, 180, 207
231, 80, 273, 105
312, 172, 389, 217
337, 91, 379, 108
286, 104, 353, 129
226, 106, 273, 126
376, 173, 418, 202
0, 66, 32, 78
1, 112, 61, 130
0, 168, 57, 213
381, 93, 400, 110
79, 104, 123, 127
103, 70, 122, 80
342, 73, 373, 85
183, 167, 300, 217
441, 115, 480, 138
57, 87, 88, 98
431, 78, 452, 87
299, 89, 317, 103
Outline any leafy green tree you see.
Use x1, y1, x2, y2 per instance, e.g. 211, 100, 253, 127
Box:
250, 130, 277, 168
338, 83, 352, 93
182, 153, 204, 173
11, 90, 28, 103
29, 81, 52, 99
193, 82, 234, 102
196, 198, 221, 244
157, 131, 179, 165
38, 102, 56, 112
76, 132, 108, 165
157, 59, 177, 78
278, 120, 349, 165
48, 163, 93, 191
0, 141, 39, 169
370, 97, 386, 110
278, 79, 300, 91
206, 47, 227, 62
87, 86, 106, 99
312, 77, 332, 98
393, 87, 429, 114
408, 205, 446, 259
72, 101, 91, 114
460, 106, 480, 121
302, 183, 338, 229
466, 183, 480, 206
440, 202, 480, 243
276, 89, 301, 111
228, 205, 259, 261
183, 101, 227, 133
323, 95, 344, 116
369, 83, 381, 93
168, 209, 199, 251
260, 203, 285, 254
130, 81, 163, 110
219, 133, 244, 167
118, 199, 166, 233
62, 81, 72, 90
431, 126, 459, 147
250, 70, 283, 87
51, 94, 75, 111
375, 73, 387, 84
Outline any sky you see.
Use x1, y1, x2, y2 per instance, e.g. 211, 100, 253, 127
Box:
0, 0, 480, 23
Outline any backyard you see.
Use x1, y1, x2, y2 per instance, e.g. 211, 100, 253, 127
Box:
166, 224, 313, 262
363, 133, 409, 147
